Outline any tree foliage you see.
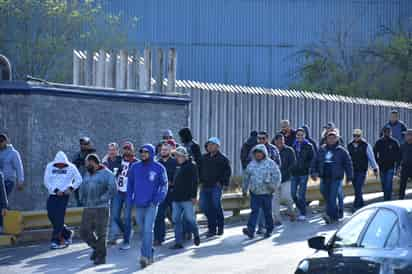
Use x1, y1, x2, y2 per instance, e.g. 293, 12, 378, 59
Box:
291, 19, 412, 102
0, 0, 138, 82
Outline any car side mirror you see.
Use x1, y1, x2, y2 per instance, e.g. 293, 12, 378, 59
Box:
308, 236, 328, 251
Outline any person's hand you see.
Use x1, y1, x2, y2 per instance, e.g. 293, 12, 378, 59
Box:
57, 191, 64, 196
191, 198, 197, 205
1, 208, 7, 216
17, 182, 24, 191
373, 168, 379, 179
242, 191, 248, 198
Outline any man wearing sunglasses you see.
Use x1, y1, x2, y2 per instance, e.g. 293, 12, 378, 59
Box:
347, 129, 378, 212
127, 144, 168, 268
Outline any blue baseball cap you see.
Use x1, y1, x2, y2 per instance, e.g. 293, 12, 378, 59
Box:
206, 137, 221, 146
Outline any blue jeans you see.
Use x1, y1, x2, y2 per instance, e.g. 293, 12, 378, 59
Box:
0, 180, 14, 227
380, 169, 395, 201
135, 204, 158, 259
291, 175, 309, 216
200, 186, 224, 234
352, 171, 367, 210
154, 198, 171, 243
109, 191, 132, 243
337, 181, 344, 216
247, 193, 273, 234
320, 179, 342, 221
172, 201, 199, 245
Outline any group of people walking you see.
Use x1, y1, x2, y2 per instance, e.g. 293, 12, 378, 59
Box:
0, 109, 411, 269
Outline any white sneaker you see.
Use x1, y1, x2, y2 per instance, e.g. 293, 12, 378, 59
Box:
297, 215, 306, 222
120, 243, 131, 250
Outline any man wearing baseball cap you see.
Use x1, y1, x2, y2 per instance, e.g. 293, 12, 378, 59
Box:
399, 129, 412, 199
199, 137, 231, 237
311, 130, 353, 224
347, 129, 378, 211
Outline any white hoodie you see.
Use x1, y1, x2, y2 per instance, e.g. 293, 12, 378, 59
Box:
44, 151, 82, 195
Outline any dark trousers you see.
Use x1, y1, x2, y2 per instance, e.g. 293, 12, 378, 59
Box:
352, 171, 367, 210
74, 188, 82, 207
380, 169, 395, 201
80, 207, 109, 259
154, 197, 172, 243
247, 193, 273, 235
399, 168, 412, 200
0, 180, 14, 227
200, 186, 224, 234
320, 179, 341, 221
47, 195, 71, 244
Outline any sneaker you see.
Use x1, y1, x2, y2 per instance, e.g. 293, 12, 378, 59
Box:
297, 215, 306, 222
64, 230, 74, 245
242, 228, 254, 239
256, 229, 264, 235
322, 214, 331, 225
139, 257, 150, 269
193, 236, 200, 246
119, 243, 131, 250
264, 231, 272, 238
94, 257, 106, 265
50, 242, 67, 250
217, 227, 224, 236
206, 231, 216, 238
338, 210, 344, 219
169, 244, 184, 250
274, 221, 282, 227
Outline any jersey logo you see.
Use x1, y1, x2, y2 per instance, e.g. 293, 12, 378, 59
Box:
149, 171, 156, 182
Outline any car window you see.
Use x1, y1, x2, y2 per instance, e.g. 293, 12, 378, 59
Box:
385, 221, 400, 248
360, 209, 398, 249
333, 209, 375, 248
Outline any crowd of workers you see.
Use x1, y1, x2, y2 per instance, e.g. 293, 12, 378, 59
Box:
0, 109, 411, 268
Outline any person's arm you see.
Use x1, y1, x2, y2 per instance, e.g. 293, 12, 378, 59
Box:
153, 166, 168, 204
343, 149, 354, 182
102, 172, 116, 203
271, 161, 282, 189
288, 148, 296, 175
366, 143, 379, 171
69, 165, 83, 191
192, 144, 202, 166
242, 166, 251, 195
373, 141, 379, 162
240, 144, 248, 170
310, 150, 320, 179
12, 150, 24, 187
190, 164, 199, 201
395, 141, 401, 170
126, 164, 135, 203
220, 157, 232, 187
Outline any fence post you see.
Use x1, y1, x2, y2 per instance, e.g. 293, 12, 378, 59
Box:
167, 48, 177, 93
144, 47, 152, 91
73, 50, 81, 85
156, 48, 164, 93
96, 49, 105, 87
84, 50, 93, 86
105, 51, 115, 88
119, 50, 128, 90
127, 52, 136, 90
138, 53, 146, 91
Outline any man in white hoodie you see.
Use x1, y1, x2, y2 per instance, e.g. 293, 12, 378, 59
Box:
44, 151, 82, 249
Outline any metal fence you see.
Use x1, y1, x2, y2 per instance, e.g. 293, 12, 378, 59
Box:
176, 80, 412, 176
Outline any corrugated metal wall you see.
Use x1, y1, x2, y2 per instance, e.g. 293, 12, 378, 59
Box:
175, 80, 412, 176
103, 0, 411, 88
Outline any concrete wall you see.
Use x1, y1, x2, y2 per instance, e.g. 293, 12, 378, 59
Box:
0, 82, 190, 210
177, 80, 412, 177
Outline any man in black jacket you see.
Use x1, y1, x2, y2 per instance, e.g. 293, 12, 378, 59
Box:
399, 129, 412, 200
170, 147, 200, 249
273, 134, 296, 224
240, 131, 258, 170
199, 137, 231, 237
348, 129, 379, 211
311, 130, 353, 224
374, 125, 400, 201
291, 128, 315, 221
178, 128, 202, 166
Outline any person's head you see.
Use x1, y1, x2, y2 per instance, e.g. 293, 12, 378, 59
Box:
122, 142, 135, 158
79, 137, 91, 151
273, 134, 285, 149
257, 131, 269, 145
206, 137, 221, 154
162, 129, 174, 141
160, 143, 172, 158
383, 125, 392, 138
250, 130, 258, 138
252, 145, 267, 161
0, 133, 9, 149
174, 147, 189, 165
166, 139, 177, 150
85, 154, 100, 174
139, 145, 155, 162
178, 128, 193, 143
353, 129, 362, 142
280, 120, 291, 133
390, 110, 399, 123
405, 129, 412, 144
325, 122, 336, 132
107, 142, 119, 159
296, 128, 306, 143
326, 130, 339, 146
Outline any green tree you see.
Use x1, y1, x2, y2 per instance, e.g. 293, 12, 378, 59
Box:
0, 0, 138, 82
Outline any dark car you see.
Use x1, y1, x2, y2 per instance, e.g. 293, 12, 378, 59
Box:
295, 201, 412, 274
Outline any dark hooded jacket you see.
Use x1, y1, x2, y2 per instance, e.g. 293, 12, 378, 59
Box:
178, 128, 202, 166
240, 131, 258, 170
199, 151, 232, 188
302, 125, 318, 152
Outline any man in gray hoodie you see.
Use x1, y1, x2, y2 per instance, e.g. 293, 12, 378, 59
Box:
79, 154, 116, 265
242, 144, 281, 239
0, 133, 24, 229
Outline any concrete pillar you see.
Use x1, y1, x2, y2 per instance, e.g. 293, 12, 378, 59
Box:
115, 53, 121, 89
119, 50, 127, 90
84, 50, 93, 86
92, 52, 98, 86
96, 49, 105, 87
73, 50, 81, 85
144, 47, 152, 91
127, 53, 136, 90
105, 51, 115, 88
167, 48, 177, 93
156, 48, 164, 93
138, 54, 146, 91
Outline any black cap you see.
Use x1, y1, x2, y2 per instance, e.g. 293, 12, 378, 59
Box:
0, 133, 8, 142
79, 136, 91, 144
391, 109, 399, 114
